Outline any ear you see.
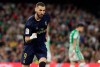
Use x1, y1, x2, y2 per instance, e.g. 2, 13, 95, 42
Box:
35, 7, 37, 12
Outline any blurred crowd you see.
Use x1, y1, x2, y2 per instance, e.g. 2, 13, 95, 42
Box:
0, 3, 100, 63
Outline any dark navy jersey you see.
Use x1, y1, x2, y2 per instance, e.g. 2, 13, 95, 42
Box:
24, 13, 50, 42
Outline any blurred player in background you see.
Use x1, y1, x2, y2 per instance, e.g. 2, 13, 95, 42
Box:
21, 2, 50, 67
45, 35, 52, 67
69, 24, 85, 67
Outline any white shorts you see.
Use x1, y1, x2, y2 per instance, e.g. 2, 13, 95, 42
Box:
69, 50, 84, 62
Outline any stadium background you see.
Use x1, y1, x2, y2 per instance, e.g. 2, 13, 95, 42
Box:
0, 0, 100, 67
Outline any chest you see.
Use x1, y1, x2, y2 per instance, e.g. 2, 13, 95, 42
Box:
31, 19, 48, 31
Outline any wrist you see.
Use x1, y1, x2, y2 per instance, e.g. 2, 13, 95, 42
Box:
30, 33, 37, 39
73, 50, 75, 53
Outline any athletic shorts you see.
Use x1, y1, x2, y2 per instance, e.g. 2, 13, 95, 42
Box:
69, 49, 84, 62
21, 41, 47, 65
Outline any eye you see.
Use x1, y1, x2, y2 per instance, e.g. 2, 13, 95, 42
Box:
39, 9, 42, 11
43, 10, 45, 12
39, 9, 45, 12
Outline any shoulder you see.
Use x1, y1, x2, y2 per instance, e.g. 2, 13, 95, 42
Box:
44, 13, 50, 18
25, 15, 34, 26
43, 13, 50, 22
44, 13, 50, 16
72, 30, 79, 38
73, 30, 78, 34
71, 30, 76, 33
27, 15, 34, 21
70, 30, 78, 35
73, 30, 79, 37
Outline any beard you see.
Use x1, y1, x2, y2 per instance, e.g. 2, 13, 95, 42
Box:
37, 13, 43, 19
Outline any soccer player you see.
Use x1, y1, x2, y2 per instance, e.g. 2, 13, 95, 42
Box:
21, 2, 50, 67
69, 24, 85, 67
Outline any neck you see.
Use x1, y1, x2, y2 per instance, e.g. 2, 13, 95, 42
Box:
35, 13, 41, 21
76, 28, 79, 32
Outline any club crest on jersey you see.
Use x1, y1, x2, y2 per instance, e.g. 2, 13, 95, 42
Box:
25, 28, 29, 34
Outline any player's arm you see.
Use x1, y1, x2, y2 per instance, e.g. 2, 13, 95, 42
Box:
24, 27, 32, 42
72, 39, 77, 50
72, 32, 78, 50
24, 24, 37, 43
25, 32, 37, 43
25, 33, 37, 42
25, 36, 30, 42
70, 32, 78, 57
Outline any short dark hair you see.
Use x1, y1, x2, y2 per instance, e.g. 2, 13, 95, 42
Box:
76, 23, 85, 28
36, 2, 45, 7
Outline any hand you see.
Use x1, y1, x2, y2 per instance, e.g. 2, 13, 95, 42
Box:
70, 50, 75, 57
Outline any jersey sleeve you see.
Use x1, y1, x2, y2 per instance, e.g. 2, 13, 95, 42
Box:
24, 21, 32, 36
73, 32, 78, 39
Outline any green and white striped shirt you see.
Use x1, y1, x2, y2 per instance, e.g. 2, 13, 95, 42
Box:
69, 29, 80, 51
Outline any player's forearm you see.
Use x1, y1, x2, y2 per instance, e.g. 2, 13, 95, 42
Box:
25, 33, 37, 42
73, 44, 76, 50
72, 39, 77, 50
25, 36, 31, 42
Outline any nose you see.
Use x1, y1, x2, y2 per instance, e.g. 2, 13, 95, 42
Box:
41, 11, 45, 14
